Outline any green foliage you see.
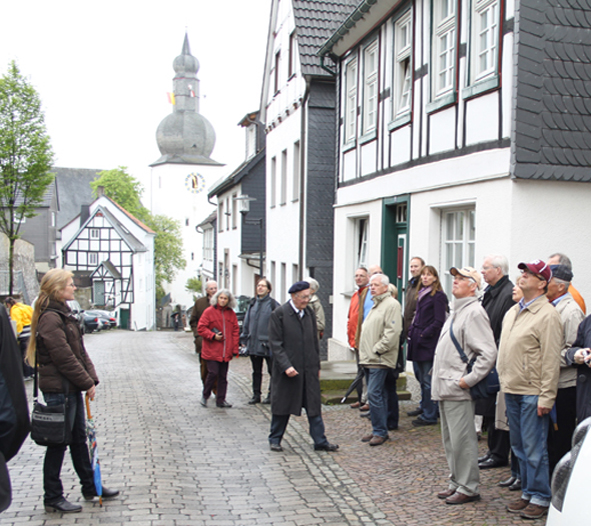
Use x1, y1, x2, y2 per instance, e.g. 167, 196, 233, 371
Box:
90, 167, 186, 302
90, 167, 149, 222
0, 61, 54, 295
185, 276, 202, 301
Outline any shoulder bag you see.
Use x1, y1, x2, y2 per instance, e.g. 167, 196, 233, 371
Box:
449, 319, 499, 400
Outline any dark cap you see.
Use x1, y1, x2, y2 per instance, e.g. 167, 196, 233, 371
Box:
288, 281, 310, 294
517, 260, 552, 282
550, 264, 573, 282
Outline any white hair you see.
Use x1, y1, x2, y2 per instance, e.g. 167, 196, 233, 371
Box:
370, 273, 390, 286
210, 289, 237, 309
484, 254, 509, 275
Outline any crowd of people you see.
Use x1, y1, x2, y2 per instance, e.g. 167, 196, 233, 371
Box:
346, 252, 590, 520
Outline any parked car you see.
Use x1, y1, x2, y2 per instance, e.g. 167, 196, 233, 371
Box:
87, 309, 117, 329
83, 312, 101, 334
547, 416, 591, 525
234, 295, 251, 329
66, 300, 85, 333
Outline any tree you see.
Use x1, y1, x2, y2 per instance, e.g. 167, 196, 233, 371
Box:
0, 61, 54, 295
90, 167, 186, 301
185, 276, 202, 301
90, 167, 149, 222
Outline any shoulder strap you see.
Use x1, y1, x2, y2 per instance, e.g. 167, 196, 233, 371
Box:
449, 318, 477, 368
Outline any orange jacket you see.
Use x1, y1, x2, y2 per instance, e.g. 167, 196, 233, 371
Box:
569, 283, 586, 314
347, 286, 368, 348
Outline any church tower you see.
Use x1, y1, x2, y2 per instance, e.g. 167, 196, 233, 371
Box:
150, 33, 223, 309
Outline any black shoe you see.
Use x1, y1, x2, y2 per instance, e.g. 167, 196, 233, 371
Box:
314, 443, 339, 452
498, 476, 518, 488
360, 412, 370, 418
412, 418, 437, 427
478, 452, 492, 463
269, 443, 283, 452
44, 498, 82, 513
407, 408, 423, 417
387, 425, 399, 431
509, 479, 522, 491
478, 458, 508, 470
216, 401, 232, 408
83, 486, 120, 500
248, 396, 260, 405
200, 396, 207, 407
262, 395, 271, 404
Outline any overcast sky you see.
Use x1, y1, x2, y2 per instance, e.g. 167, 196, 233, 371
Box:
0, 0, 272, 192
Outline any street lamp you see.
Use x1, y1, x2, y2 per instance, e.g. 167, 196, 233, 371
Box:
234, 194, 264, 279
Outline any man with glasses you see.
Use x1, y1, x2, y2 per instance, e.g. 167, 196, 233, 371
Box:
497, 260, 562, 520
267, 281, 338, 453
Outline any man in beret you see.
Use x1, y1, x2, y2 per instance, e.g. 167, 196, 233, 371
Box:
546, 264, 584, 474
497, 260, 562, 520
267, 281, 338, 452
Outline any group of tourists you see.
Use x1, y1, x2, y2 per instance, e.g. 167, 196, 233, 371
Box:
347, 252, 589, 520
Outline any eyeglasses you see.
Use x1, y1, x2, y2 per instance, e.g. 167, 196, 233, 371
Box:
296, 294, 311, 300
521, 270, 545, 281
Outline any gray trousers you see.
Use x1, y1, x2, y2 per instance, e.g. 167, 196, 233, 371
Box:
440, 399, 480, 496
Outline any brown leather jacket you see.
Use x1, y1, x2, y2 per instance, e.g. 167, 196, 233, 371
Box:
36, 301, 99, 393
189, 296, 211, 353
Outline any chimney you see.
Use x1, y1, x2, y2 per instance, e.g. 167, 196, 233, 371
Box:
97, 186, 105, 198
80, 205, 90, 227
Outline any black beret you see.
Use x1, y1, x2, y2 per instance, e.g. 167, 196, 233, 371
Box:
288, 281, 310, 294
550, 264, 573, 282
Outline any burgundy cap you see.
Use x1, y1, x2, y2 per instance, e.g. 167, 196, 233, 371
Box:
517, 259, 552, 282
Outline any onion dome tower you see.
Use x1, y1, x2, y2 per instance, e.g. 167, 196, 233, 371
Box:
151, 33, 220, 166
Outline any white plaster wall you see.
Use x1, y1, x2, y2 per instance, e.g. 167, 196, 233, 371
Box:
389, 126, 412, 167
361, 139, 378, 176
465, 91, 499, 145
343, 149, 357, 182
428, 109, 457, 154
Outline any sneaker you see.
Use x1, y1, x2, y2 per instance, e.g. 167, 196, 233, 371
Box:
507, 498, 530, 513
520, 503, 548, 520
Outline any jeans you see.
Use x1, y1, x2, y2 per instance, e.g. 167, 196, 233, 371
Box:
386, 369, 399, 429
203, 360, 229, 404
365, 368, 389, 438
250, 355, 272, 398
505, 394, 551, 507
413, 360, 438, 422
43, 392, 95, 503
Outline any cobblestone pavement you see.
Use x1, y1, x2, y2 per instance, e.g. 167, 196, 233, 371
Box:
4, 330, 546, 525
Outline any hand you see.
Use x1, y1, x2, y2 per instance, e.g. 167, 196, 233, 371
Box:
87, 385, 96, 400
214, 334, 223, 341
538, 405, 551, 417
459, 378, 469, 390
285, 367, 299, 377
574, 349, 589, 364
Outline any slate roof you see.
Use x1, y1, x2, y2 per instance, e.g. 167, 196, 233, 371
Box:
54, 167, 102, 229
293, 0, 361, 77
512, 0, 591, 182
208, 149, 265, 198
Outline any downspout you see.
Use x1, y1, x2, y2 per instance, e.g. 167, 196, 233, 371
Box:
299, 82, 310, 280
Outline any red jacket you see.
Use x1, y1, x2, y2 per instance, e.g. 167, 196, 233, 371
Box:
197, 304, 240, 362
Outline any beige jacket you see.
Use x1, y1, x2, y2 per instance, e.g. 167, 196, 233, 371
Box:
358, 292, 402, 369
497, 295, 563, 409
554, 293, 585, 389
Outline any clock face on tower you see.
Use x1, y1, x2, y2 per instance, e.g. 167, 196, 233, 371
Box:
185, 172, 206, 194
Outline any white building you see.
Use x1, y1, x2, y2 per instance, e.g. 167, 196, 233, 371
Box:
61, 194, 156, 331
320, 0, 591, 359
149, 34, 223, 309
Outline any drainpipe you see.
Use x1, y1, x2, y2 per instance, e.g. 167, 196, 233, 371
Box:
299, 84, 310, 280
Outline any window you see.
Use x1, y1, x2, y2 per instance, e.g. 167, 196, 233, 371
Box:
218, 201, 224, 232
442, 208, 475, 294
185, 218, 189, 227
393, 12, 412, 119
432, 0, 457, 99
356, 218, 369, 269
89, 253, 98, 266
273, 51, 281, 94
288, 31, 297, 78
471, 0, 499, 83
270, 261, 276, 296
270, 156, 277, 207
362, 41, 379, 135
90, 228, 99, 238
292, 263, 299, 285
293, 141, 300, 201
246, 125, 256, 159
280, 149, 287, 205
51, 212, 56, 227
280, 263, 287, 303
225, 198, 230, 230
232, 193, 238, 229
344, 58, 358, 143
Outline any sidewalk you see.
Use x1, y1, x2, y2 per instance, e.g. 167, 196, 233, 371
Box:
3, 330, 544, 525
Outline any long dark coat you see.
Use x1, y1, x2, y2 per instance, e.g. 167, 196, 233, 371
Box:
269, 302, 322, 417
407, 290, 448, 362
481, 275, 515, 346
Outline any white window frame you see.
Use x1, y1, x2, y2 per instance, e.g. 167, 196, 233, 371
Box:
292, 140, 300, 202
90, 228, 99, 239
393, 11, 413, 121
270, 156, 277, 208
344, 58, 358, 145
89, 253, 98, 266
362, 41, 379, 136
441, 208, 476, 295
280, 149, 287, 205
218, 201, 224, 232
232, 193, 238, 229
471, 0, 499, 84
355, 217, 369, 269
432, 0, 457, 100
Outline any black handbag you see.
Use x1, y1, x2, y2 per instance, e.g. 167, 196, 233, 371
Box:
30, 352, 71, 447
449, 319, 500, 400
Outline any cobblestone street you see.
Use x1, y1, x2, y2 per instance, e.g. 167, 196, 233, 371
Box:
4, 330, 545, 525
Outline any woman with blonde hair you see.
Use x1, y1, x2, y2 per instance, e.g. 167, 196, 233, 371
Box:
27, 269, 118, 513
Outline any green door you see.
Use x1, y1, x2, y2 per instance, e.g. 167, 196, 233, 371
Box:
119, 308, 130, 330
381, 195, 409, 301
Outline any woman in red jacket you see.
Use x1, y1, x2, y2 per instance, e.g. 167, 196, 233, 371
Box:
197, 289, 240, 408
